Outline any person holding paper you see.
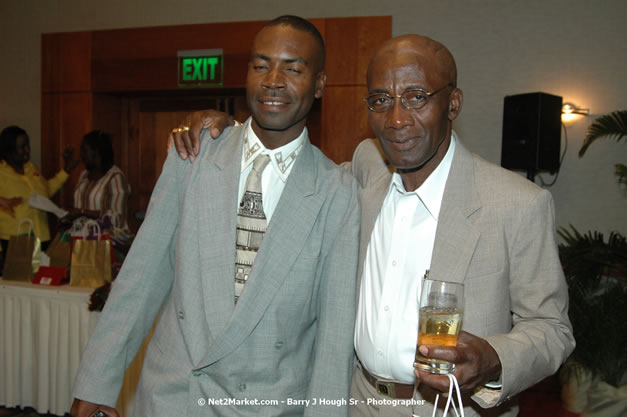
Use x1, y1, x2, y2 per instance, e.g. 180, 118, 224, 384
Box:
0, 125, 78, 271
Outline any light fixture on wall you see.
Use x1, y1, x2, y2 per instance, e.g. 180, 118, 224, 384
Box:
562, 102, 589, 122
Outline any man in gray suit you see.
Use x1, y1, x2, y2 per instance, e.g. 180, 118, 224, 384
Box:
71, 16, 360, 417
174, 34, 574, 417
346, 35, 574, 417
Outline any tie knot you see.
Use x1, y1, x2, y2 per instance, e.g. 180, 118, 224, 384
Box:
252, 154, 271, 174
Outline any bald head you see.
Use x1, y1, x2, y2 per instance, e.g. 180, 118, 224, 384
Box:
368, 34, 457, 88
365, 34, 463, 190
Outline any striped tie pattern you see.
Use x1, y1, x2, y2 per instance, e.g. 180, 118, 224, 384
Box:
234, 154, 271, 303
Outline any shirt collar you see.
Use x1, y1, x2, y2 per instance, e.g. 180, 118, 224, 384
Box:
241, 117, 306, 183
390, 131, 457, 221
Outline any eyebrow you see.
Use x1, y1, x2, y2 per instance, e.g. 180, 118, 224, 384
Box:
368, 85, 428, 94
253, 53, 308, 65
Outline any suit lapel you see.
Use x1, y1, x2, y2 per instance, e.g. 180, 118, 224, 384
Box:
195, 128, 243, 340
197, 138, 325, 368
429, 141, 481, 284
357, 172, 390, 286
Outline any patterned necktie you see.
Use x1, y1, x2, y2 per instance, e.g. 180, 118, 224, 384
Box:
234, 153, 271, 303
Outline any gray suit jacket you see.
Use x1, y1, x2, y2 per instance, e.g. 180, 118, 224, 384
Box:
73, 124, 361, 417
350, 138, 575, 416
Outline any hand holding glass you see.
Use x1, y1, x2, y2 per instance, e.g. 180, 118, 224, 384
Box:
414, 279, 464, 375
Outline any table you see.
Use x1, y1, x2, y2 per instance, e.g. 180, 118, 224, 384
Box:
0, 279, 150, 416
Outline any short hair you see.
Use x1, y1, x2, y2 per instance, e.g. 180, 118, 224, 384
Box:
264, 15, 326, 69
0, 125, 27, 162
82, 130, 115, 172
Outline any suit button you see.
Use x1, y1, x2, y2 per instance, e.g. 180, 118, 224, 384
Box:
275, 341, 284, 350
178, 311, 185, 320
193, 371, 202, 377
239, 383, 246, 391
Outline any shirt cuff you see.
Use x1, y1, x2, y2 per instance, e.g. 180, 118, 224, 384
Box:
484, 380, 502, 389
472, 384, 502, 408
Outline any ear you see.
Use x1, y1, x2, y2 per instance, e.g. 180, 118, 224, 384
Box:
448, 87, 463, 121
314, 71, 327, 99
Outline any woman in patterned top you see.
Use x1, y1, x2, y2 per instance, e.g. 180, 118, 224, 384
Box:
68, 130, 130, 232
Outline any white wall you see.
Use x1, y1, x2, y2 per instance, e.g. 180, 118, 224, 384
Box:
1, 0, 625, 236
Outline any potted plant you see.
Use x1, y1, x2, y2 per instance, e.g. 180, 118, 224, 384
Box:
558, 110, 627, 415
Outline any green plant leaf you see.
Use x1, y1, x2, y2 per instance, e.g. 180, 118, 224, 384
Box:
616, 163, 627, 195
579, 110, 627, 157
558, 225, 627, 386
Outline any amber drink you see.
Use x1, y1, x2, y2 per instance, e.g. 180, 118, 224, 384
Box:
414, 279, 464, 374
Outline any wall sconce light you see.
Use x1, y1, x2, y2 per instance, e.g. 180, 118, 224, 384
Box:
562, 102, 590, 122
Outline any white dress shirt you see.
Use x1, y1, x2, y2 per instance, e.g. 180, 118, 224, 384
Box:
238, 118, 305, 221
355, 133, 457, 383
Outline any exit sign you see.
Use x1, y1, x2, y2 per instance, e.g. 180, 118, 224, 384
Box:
178, 49, 224, 87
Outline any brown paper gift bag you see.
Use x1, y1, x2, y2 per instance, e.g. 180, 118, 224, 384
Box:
69, 220, 112, 288
46, 230, 72, 268
3, 218, 41, 281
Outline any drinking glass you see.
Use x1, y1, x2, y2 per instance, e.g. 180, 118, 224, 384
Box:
414, 278, 464, 374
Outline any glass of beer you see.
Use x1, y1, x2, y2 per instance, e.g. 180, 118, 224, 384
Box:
414, 278, 464, 374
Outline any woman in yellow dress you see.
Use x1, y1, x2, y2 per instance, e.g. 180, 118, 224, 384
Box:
0, 125, 78, 272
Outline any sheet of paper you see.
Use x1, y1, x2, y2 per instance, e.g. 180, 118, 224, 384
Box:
28, 193, 68, 218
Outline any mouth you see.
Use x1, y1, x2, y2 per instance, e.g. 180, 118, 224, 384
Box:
384, 136, 418, 151
257, 97, 289, 110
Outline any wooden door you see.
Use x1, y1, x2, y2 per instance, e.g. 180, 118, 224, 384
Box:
120, 94, 248, 232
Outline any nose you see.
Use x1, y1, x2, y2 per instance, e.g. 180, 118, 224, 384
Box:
262, 67, 285, 90
384, 98, 413, 129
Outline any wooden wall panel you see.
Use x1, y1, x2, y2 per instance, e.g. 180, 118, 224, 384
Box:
41, 94, 62, 177
321, 86, 374, 163
93, 94, 123, 156
121, 99, 141, 232
41, 17, 392, 230
42, 32, 92, 92
324, 17, 392, 87
40, 92, 92, 209
91, 21, 268, 92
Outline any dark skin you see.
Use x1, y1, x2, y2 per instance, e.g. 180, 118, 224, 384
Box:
62, 142, 109, 223
2, 134, 78, 217
169, 24, 326, 160
365, 35, 460, 192
71, 24, 326, 417
0, 196, 22, 217
172, 35, 502, 395
5, 134, 78, 175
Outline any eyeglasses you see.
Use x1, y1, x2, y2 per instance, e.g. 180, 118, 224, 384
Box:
364, 84, 454, 113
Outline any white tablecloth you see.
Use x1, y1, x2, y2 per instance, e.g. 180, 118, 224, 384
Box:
0, 279, 149, 417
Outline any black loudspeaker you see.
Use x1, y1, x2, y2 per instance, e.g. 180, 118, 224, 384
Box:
501, 92, 562, 176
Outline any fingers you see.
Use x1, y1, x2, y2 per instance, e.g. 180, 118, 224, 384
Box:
171, 125, 194, 161
88, 407, 119, 417
96, 406, 120, 417
416, 331, 501, 394
70, 399, 119, 417
198, 109, 233, 139
415, 369, 453, 392
419, 344, 462, 364
170, 109, 234, 162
